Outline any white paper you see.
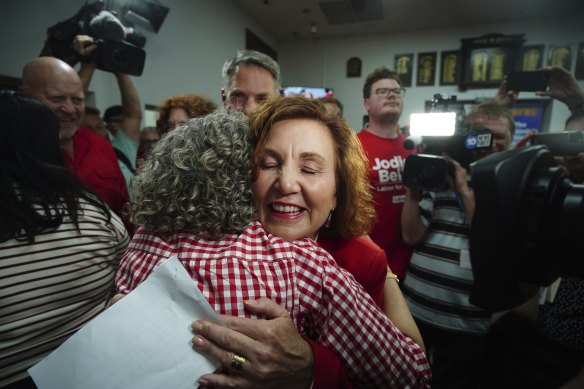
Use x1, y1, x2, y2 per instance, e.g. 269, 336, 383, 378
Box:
28, 255, 222, 389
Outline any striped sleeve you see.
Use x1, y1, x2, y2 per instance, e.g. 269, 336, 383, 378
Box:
0, 199, 129, 387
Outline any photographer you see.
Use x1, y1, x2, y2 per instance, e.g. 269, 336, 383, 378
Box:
401, 102, 515, 388
543, 66, 584, 182
483, 66, 584, 389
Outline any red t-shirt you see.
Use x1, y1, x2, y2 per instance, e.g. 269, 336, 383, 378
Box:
64, 127, 128, 216
357, 130, 413, 279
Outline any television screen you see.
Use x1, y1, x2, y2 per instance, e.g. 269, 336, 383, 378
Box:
281, 86, 334, 99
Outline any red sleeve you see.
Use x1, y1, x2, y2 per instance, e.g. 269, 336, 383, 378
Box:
66, 127, 129, 216
318, 236, 387, 308
361, 242, 387, 306
304, 337, 353, 389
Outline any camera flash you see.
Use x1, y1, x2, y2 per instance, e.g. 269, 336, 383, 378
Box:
409, 112, 457, 136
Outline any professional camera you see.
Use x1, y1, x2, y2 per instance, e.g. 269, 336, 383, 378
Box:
42, 1, 146, 76
530, 131, 584, 155
469, 144, 584, 312
402, 126, 494, 191
402, 93, 494, 191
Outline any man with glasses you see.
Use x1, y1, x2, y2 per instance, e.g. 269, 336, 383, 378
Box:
221, 50, 281, 114
358, 66, 413, 281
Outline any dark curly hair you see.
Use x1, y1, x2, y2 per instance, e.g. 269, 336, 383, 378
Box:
132, 109, 256, 239
362, 66, 402, 99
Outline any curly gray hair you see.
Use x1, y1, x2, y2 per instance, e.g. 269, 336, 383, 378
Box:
131, 109, 257, 238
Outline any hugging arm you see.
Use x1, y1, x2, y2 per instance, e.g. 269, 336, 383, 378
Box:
192, 298, 351, 389
310, 263, 431, 387
382, 273, 425, 352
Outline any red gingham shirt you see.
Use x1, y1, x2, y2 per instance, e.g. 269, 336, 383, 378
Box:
116, 221, 431, 388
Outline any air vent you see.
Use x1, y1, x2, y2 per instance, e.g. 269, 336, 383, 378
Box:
318, 0, 383, 25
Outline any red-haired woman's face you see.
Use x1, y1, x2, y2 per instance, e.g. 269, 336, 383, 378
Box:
166, 108, 189, 132
252, 118, 337, 241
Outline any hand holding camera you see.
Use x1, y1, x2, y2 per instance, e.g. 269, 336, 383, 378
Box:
43, 2, 146, 76
73, 35, 98, 60
535, 66, 584, 111
494, 75, 519, 108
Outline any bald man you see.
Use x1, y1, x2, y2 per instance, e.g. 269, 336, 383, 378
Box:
20, 57, 128, 217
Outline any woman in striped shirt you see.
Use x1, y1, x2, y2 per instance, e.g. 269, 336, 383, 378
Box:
0, 92, 129, 388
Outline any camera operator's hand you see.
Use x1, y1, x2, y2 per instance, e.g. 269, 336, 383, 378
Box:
73, 35, 98, 93
536, 66, 584, 112
444, 155, 475, 224
495, 75, 519, 108
445, 156, 470, 195
405, 187, 423, 202
401, 188, 426, 246
514, 130, 537, 149
73, 35, 97, 59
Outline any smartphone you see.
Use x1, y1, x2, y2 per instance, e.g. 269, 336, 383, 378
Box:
531, 131, 584, 156
507, 70, 550, 92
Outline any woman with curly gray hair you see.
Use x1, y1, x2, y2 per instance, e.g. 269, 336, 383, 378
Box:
131, 110, 255, 238
116, 103, 430, 388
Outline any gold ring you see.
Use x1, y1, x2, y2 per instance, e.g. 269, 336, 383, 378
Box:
230, 353, 246, 371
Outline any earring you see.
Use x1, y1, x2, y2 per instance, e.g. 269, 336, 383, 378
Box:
324, 210, 334, 228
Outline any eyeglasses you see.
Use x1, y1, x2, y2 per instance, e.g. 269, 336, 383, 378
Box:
226, 93, 270, 110
162, 120, 188, 132
374, 87, 406, 97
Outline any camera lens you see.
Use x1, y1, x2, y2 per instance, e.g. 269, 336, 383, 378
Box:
470, 145, 584, 311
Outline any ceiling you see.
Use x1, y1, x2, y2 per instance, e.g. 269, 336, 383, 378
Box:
233, 0, 584, 42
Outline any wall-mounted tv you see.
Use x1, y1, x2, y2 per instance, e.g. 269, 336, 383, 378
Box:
281, 86, 334, 99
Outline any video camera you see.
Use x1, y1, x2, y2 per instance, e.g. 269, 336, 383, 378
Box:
469, 144, 584, 312
402, 94, 494, 191
43, 1, 146, 76
530, 131, 584, 156
402, 129, 494, 191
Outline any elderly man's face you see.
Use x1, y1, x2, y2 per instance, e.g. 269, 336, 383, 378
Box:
29, 75, 85, 141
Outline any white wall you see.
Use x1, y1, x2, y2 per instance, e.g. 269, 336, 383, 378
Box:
1, 1, 582, 133
279, 17, 584, 133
